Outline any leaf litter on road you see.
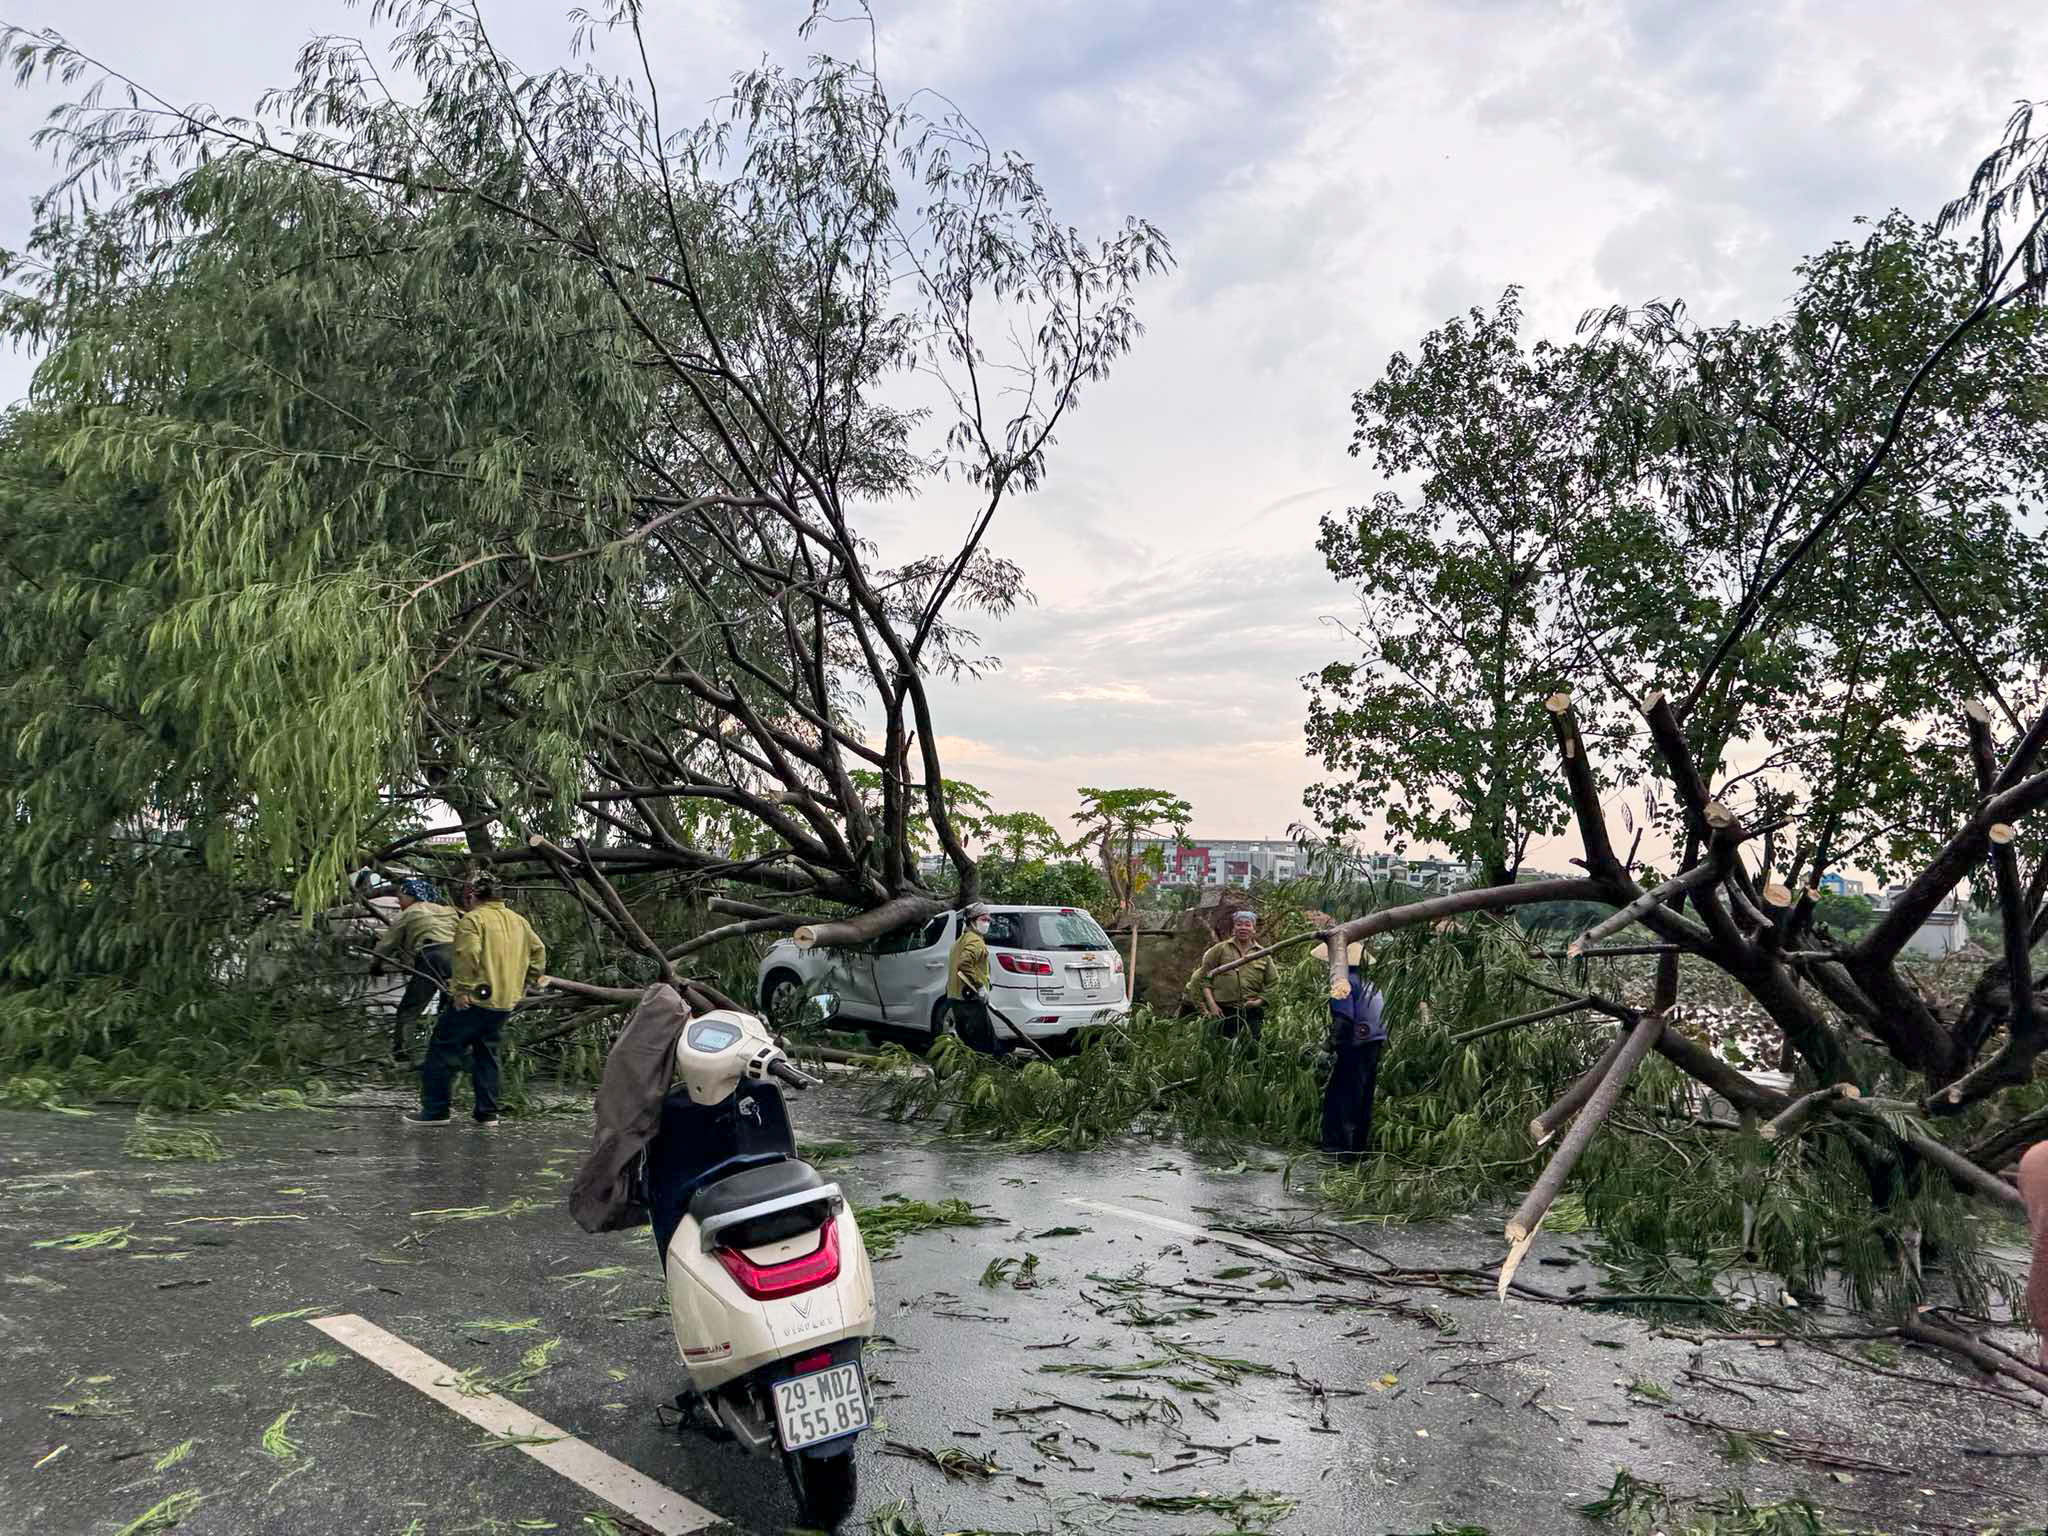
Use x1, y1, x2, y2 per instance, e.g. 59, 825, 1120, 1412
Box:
1099, 1488, 1297, 1528
33, 1224, 131, 1251
111, 1489, 202, 1536
856, 1195, 1002, 1259
882, 1439, 1001, 1480
412, 1198, 538, 1224
259, 1410, 302, 1460
123, 1119, 224, 1163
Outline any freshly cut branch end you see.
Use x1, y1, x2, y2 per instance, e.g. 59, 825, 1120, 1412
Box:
1989, 822, 2017, 846
1544, 691, 1573, 714
1497, 1224, 1540, 1301
1759, 1082, 1861, 1141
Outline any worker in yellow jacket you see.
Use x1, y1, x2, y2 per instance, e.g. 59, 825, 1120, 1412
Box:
406, 874, 546, 1127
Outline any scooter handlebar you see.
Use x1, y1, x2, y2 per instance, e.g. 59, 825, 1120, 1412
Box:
768, 1058, 823, 1090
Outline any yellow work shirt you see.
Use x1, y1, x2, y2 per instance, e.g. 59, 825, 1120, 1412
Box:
371, 900, 457, 965
1188, 939, 1272, 1009
451, 901, 546, 1009
946, 930, 989, 999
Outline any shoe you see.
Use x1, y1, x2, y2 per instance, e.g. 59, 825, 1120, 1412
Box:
402, 1111, 450, 1127
473, 1115, 499, 1128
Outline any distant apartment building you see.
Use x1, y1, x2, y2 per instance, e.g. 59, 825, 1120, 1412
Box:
1353, 850, 1489, 894
1131, 837, 1303, 887
1817, 872, 1868, 897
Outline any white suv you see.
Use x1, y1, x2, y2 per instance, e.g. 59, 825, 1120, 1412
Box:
756, 904, 1128, 1049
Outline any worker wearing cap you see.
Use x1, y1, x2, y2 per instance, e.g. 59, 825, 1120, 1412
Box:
1313, 938, 1387, 1158
370, 876, 458, 1062
946, 904, 1000, 1054
1189, 910, 1274, 1041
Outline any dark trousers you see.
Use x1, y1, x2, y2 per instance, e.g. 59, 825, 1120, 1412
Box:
1321, 1037, 1384, 1155
1214, 1004, 1265, 1042
421, 1004, 510, 1120
953, 997, 1011, 1056
392, 943, 454, 1056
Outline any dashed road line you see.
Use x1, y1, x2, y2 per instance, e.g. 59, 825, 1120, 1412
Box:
310, 1312, 723, 1535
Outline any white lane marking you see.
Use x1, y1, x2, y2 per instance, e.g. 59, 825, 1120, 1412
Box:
310, 1313, 722, 1535
1065, 1199, 1307, 1268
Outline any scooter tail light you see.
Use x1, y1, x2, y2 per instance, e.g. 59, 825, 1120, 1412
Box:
714, 1217, 840, 1301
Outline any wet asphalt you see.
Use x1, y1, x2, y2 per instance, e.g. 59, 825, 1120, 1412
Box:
1, 1081, 2045, 1536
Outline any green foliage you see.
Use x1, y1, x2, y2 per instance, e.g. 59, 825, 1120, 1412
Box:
122, 1117, 224, 1162
0, 6, 1165, 1093
981, 811, 1065, 862
1578, 1468, 1877, 1536
975, 856, 1112, 916
887, 920, 2019, 1313
882, 923, 1589, 1210
853, 1195, 998, 1259
1810, 891, 1875, 939
1307, 291, 1582, 887
1312, 215, 2048, 898
1069, 788, 1192, 914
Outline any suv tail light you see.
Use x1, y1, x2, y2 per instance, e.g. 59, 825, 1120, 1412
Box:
715, 1219, 840, 1300
997, 952, 1053, 975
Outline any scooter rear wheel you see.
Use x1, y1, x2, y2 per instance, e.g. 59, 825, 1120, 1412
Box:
782, 1441, 858, 1528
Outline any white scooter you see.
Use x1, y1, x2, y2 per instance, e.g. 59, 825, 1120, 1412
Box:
641, 1003, 875, 1528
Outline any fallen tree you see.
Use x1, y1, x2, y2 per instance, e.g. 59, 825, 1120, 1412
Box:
0, 5, 1168, 1051
1214, 102, 2048, 1388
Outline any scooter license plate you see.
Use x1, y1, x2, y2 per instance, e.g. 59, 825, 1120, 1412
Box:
771, 1361, 869, 1449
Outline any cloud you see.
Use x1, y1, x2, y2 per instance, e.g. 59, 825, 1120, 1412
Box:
4, 0, 2046, 859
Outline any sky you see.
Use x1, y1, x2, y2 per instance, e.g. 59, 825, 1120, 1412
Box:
1, 0, 2044, 861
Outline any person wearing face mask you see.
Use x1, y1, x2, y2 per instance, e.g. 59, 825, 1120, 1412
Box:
1189, 909, 1274, 1041
946, 903, 1000, 1054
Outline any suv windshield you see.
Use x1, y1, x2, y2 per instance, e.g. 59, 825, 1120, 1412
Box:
986, 910, 1114, 952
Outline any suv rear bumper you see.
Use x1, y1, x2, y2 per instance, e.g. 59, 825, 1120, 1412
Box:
983, 994, 1127, 1038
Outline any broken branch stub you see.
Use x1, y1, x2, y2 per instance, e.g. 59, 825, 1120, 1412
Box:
1759, 1082, 1861, 1142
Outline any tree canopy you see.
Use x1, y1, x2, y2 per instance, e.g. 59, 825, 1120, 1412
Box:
0, 4, 1170, 996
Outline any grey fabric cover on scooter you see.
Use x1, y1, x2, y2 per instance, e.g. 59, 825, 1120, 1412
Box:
569, 983, 691, 1233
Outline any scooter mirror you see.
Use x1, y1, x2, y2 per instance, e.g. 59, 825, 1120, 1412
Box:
800, 992, 837, 1025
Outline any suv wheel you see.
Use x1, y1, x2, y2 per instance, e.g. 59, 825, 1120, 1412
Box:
759, 967, 807, 1028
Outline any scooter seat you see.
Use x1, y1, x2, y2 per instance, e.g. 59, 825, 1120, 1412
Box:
689, 1159, 828, 1240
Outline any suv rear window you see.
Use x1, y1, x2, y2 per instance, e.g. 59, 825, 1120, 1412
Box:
986, 910, 1114, 952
